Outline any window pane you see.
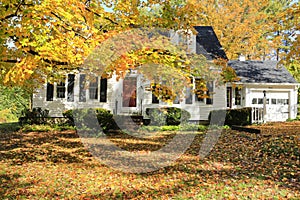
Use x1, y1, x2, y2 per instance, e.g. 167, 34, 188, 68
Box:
185, 79, 193, 104
271, 99, 276, 104
235, 88, 241, 105
258, 98, 263, 104
57, 81, 65, 98
173, 94, 180, 104
89, 77, 98, 100
79, 74, 86, 102
195, 79, 204, 102
252, 98, 257, 104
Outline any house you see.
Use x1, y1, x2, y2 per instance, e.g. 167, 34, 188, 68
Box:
32, 26, 299, 123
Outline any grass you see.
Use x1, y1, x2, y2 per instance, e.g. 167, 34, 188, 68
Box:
0, 122, 299, 199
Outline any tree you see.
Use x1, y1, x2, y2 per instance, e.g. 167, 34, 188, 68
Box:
195, 0, 295, 60
0, 0, 238, 103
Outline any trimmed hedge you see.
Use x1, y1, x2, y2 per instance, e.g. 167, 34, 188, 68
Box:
145, 107, 191, 126
63, 108, 117, 132
209, 107, 252, 126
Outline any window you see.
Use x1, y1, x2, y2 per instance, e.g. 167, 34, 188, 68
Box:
271, 98, 276, 105
173, 94, 180, 104
79, 74, 86, 102
252, 98, 257, 104
275, 99, 289, 105
195, 79, 205, 102
57, 80, 65, 98
67, 74, 75, 102
185, 79, 193, 104
152, 93, 159, 104
257, 98, 263, 104
89, 77, 98, 100
235, 88, 241, 105
46, 82, 54, 101
100, 78, 107, 102
206, 81, 213, 105
178, 33, 188, 46
151, 84, 160, 104
226, 87, 232, 108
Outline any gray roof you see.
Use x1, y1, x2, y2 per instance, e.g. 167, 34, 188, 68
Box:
194, 26, 228, 60
228, 60, 298, 84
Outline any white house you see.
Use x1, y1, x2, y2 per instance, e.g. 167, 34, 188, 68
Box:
32, 26, 299, 123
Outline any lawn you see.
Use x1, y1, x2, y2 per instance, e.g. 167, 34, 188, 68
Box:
0, 122, 299, 199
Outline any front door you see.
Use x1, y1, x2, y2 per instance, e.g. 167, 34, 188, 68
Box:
122, 77, 138, 112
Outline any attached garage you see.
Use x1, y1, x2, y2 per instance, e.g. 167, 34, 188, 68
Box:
251, 91, 291, 122
228, 60, 299, 122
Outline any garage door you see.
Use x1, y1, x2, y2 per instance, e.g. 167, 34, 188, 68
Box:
251, 91, 289, 122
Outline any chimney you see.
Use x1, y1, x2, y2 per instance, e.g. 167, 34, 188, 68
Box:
238, 54, 246, 61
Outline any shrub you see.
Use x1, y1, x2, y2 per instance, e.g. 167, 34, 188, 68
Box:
19, 107, 49, 125
95, 108, 116, 131
145, 108, 166, 126
145, 107, 191, 126
63, 108, 115, 133
209, 107, 252, 126
62, 109, 74, 125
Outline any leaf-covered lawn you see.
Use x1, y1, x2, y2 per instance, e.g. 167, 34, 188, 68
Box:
0, 122, 299, 199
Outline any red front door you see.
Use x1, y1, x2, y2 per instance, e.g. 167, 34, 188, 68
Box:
122, 77, 137, 107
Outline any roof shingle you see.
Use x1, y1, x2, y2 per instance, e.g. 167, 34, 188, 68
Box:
228, 60, 298, 84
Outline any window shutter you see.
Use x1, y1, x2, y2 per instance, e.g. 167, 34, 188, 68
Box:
46, 83, 54, 101
100, 78, 107, 102
67, 74, 75, 102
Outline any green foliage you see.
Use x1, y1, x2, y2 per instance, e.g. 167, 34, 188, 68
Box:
0, 109, 18, 123
139, 124, 209, 132
62, 110, 75, 125
161, 125, 180, 131
209, 107, 252, 126
21, 124, 76, 132
179, 123, 208, 131
139, 125, 161, 132
19, 107, 49, 125
145, 107, 191, 126
0, 122, 21, 133
63, 108, 116, 133
0, 86, 30, 122
95, 108, 116, 131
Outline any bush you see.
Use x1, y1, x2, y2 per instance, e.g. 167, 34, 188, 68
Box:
63, 108, 116, 132
95, 108, 116, 131
19, 107, 49, 125
209, 107, 252, 126
62, 109, 74, 125
145, 107, 191, 126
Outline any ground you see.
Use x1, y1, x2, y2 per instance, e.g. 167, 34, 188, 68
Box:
0, 122, 299, 199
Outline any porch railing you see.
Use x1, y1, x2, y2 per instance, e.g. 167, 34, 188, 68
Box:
251, 107, 264, 124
